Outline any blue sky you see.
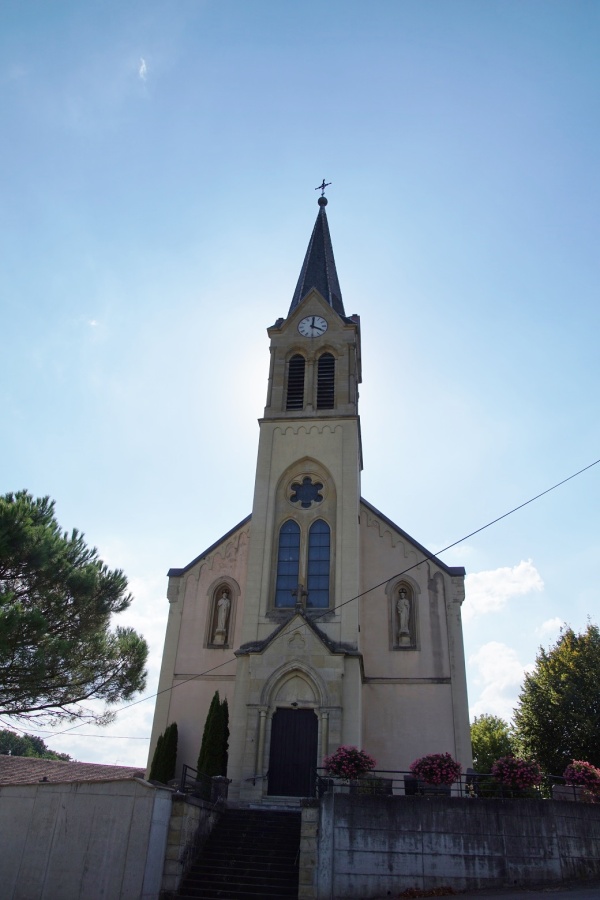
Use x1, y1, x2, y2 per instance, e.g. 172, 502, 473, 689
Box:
2, 0, 599, 766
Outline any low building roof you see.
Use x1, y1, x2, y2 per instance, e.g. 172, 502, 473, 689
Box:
0, 755, 145, 785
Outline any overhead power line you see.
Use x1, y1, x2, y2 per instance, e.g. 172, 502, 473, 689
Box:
19, 454, 600, 743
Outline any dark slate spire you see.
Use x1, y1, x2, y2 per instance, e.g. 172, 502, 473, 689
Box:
288, 196, 345, 317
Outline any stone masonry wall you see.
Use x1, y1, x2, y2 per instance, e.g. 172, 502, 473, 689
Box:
162, 794, 221, 895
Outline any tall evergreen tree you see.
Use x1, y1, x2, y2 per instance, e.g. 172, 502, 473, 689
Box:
149, 722, 178, 784
197, 691, 229, 777
219, 697, 229, 776
162, 722, 178, 782
149, 733, 165, 781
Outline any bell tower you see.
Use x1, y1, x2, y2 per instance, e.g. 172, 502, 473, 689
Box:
227, 195, 366, 798
238, 194, 363, 647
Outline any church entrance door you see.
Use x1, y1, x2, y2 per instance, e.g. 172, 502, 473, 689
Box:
267, 708, 318, 797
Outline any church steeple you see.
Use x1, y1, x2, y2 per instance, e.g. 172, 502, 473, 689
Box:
288, 196, 345, 317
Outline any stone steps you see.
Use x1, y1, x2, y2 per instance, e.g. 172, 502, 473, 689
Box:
175, 808, 301, 900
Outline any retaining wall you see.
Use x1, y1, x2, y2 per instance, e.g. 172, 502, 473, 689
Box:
305, 793, 600, 899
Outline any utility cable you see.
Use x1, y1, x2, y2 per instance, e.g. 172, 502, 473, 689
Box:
16, 454, 600, 743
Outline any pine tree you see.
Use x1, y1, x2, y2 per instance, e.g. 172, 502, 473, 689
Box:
0, 491, 148, 724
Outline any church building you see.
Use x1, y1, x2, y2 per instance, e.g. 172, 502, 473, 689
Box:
148, 194, 472, 800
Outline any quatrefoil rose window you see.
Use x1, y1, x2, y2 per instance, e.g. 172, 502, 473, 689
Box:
289, 476, 324, 509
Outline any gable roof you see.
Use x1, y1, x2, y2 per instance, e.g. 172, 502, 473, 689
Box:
167, 499, 465, 581
168, 513, 252, 577
360, 498, 466, 577
236, 606, 360, 657
0, 755, 145, 786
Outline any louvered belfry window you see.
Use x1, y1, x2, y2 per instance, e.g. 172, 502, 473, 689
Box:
316, 353, 335, 409
286, 354, 305, 410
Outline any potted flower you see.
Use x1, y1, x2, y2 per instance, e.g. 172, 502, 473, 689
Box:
323, 746, 376, 788
409, 752, 462, 795
561, 760, 600, 802
491, 755, 542, 796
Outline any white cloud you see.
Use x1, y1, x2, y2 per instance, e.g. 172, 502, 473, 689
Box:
463, 559, 543, 621
469, 641, 532, 722
88, 319, 98, 327
138, 58, 147, 81
536, 616, 562, 639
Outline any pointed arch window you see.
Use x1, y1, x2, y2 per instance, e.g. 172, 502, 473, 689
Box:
307, 519, 330, 608
286, 355, 305, 410
275, 520, 301, 607
316, 353, 335, 409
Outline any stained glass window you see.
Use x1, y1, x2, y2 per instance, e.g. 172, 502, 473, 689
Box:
307, 519, 330, 608
275, 520, 300, 607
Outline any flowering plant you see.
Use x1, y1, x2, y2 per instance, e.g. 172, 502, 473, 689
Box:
563, 760, 600, 794
323, 746, 376, 780
491, 755, 542, 789
409, 752, 462, 786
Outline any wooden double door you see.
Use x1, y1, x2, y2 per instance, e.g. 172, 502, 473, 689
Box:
267, 708, 318, 797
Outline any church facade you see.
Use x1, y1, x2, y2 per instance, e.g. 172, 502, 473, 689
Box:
148, 196, 472, 800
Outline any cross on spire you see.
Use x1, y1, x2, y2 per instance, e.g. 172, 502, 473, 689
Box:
315, 179, 331, 196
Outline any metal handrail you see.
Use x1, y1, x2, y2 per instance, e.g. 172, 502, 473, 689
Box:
313, 768, 584, 801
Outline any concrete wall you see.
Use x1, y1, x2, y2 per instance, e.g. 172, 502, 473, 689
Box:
310, 794, 600, 899
0, 778, 172, 900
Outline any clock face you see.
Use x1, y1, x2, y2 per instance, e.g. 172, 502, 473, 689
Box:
298, 315, 328, 337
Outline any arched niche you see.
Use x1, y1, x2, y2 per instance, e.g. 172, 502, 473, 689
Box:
205, 576, 240, 648
385, 574, 420, 650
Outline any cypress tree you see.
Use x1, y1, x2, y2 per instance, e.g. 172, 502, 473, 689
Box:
197, 691, 222, 776
149, 732, 165, 781
219, 697, 230, 776
162, 722, 178, 783
149, 722, 178, 783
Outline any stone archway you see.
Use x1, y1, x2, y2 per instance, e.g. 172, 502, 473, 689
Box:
262, 666, 325, 798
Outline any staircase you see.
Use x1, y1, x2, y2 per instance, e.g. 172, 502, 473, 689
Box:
175, 807, 302, 899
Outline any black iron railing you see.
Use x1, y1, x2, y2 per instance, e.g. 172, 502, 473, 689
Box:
314, 768, 585, 801
180, 764, 213, 800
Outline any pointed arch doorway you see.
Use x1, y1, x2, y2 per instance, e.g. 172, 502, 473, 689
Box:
267, 708, 318, 797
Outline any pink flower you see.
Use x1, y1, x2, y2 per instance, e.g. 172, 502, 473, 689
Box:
323, 746, 376, 780
491, 755, 542, 789
563, 760, 600, 795
410, 753, 462, 786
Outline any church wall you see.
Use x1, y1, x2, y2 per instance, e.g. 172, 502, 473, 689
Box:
358, 506, 451, 679
147, 522, 250, 777
358, 503, 471, 770
361, 682, 457, 771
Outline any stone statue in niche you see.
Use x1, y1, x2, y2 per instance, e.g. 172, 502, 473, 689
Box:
397, 587, 411, 645
213, 589, 231, 645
